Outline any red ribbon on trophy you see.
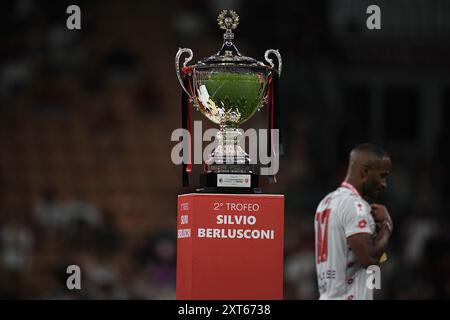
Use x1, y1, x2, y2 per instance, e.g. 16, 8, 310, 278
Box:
181, 67, 193, 187
266, 68, 281, 184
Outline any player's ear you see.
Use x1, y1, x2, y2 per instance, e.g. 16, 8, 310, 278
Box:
361, 165, 369, 180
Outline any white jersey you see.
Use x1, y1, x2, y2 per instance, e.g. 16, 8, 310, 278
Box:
314, 182, 376, 300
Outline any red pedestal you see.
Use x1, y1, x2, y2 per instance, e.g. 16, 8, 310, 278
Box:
176, 193, 284, 300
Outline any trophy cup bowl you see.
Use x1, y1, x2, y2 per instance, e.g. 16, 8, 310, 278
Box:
175, 10, 281, 192
192, 66, 268, 127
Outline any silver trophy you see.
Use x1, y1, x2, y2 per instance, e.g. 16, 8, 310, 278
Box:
175, 10, 281, 192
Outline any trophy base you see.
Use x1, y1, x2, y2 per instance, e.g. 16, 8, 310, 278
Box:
197, 172, 261, 194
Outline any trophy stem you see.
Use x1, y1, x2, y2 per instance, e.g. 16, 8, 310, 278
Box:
206, 126, 252, 173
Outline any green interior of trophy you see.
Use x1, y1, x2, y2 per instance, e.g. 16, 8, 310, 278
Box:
197, 71, 266, 126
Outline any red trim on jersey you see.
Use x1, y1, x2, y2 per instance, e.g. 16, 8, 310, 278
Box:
341, 181, 361, 198
346, 231, 372, 239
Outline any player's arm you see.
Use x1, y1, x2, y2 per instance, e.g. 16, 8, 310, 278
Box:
347, 204, 393, 268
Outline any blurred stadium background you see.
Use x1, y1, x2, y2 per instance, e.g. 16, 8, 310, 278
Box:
0, 0, 449, 299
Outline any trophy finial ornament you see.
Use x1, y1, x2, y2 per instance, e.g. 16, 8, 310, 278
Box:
217, 10, 239, 40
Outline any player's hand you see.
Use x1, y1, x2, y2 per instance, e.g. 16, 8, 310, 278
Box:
370, 204, 393, 229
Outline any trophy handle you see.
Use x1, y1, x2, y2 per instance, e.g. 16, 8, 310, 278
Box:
264, 49, 282, 77
175, 48, 195, 99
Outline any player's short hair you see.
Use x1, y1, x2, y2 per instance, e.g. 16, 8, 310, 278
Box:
351, 143, 389, 160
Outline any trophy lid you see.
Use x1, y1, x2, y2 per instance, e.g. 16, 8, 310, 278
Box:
196, 10, 266, 68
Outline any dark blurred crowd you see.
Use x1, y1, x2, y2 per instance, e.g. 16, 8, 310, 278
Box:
1, 191, 176, 299
1, 0, 450, 299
